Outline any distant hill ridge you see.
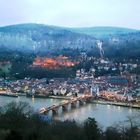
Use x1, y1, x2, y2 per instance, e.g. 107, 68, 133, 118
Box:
67, 26, 139, 38
0, 23, 139, 36
0, 23, 140, 57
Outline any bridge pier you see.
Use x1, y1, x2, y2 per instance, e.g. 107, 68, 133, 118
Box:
43, 110, 49, 115
79, 100, 84, 106
85, 97, 93, 103
62, 105, 68, 112
52, 109, 59, 116
71, 101, 77, 108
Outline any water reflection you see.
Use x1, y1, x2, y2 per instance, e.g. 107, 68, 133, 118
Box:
32, 97, 35, 103
129, 108, 132, 113
117, 106, 121, 112
55, 103, 138, 128
107, 104, 111, 109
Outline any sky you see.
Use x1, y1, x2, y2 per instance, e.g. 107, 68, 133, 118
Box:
0, 0, 140, 29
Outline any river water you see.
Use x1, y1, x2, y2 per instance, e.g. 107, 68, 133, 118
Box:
0, 96, 139, 128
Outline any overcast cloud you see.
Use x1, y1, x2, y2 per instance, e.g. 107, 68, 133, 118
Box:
0, 0, 140, 29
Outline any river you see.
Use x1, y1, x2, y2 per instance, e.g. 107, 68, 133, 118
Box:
0, 96, 139, 128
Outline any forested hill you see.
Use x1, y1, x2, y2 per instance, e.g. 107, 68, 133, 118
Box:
0, 24, 140, 58
67, 26, 140, 58
0, 23, 96, 54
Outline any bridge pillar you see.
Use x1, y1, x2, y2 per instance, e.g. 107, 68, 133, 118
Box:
43, 110, 49, 115
71, 101, 77, 108
62, 105, 68, 112
79, 100, 84, 106
85, 97, 93, 103
52, 108, 59, 116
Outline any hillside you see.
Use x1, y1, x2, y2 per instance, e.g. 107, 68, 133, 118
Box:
0, 24, 140, 58
0, 23, 96, 54
67, 26, 140, 58
0, 24, 140, 79
68, 26, 139, 38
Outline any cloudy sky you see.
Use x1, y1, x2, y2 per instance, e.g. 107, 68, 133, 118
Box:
0, 0, 140, 29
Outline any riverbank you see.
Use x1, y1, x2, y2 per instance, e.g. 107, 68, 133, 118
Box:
0, 93, 18, 98
92, 100, 140, 109
17, 93, 72, 99
49, 96, 71, 100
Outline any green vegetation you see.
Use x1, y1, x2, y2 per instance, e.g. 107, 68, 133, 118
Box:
14, 67, 76, 79
0, 102, 139, 140
0, 64, 11, 79
0, 50, 36, 79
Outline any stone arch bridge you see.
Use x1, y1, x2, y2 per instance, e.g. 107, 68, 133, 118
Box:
39, 95, 94, 116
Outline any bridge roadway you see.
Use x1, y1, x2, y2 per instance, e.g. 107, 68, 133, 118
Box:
39, 94, 94, 116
